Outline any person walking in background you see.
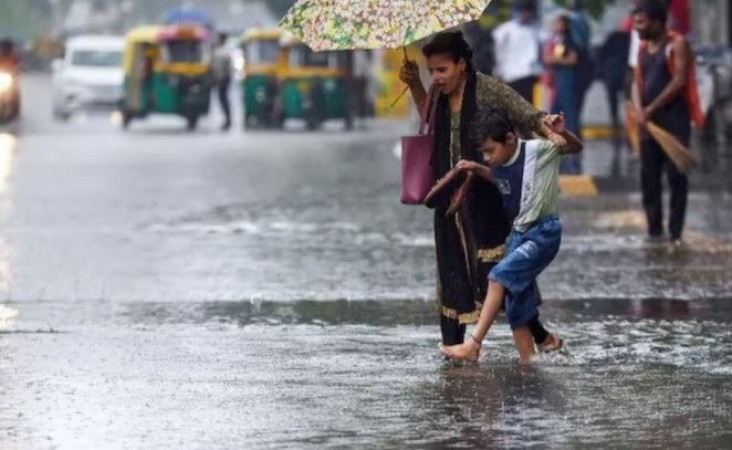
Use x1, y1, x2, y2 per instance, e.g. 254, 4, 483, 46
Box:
212, 32, 232, 131
633, 0, 702, 245
599, 22, 632, 154
566, 0, 594, 137
491, 0, 541, 103
544, 14, 582, 174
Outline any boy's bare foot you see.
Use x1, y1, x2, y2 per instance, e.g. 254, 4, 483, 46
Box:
538, 334, 563, 353
439, 336, 481, 362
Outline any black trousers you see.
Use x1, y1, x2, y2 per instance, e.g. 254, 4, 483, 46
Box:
217, 79, 231, 125
640, 137, 689, 240
508, 76, 538, 104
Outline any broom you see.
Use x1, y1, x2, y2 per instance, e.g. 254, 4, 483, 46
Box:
624, 100, 641, 155
646, 121, 698, 174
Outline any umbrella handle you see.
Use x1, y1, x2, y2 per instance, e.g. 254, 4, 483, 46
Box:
390, 86, 410, 108
390, 46, 412, 108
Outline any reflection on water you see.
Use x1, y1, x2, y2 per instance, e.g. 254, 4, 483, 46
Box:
0, 133, 15, 195
0, 133, 14, 300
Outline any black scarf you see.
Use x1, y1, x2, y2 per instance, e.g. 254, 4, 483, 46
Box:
430, 70, 510, 312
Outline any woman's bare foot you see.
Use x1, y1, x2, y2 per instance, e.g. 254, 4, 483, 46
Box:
538, 334, 563, 352
438, 338, 481, 362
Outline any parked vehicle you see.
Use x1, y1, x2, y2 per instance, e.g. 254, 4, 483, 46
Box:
278, 34, 353, 131
52, 35, 124, 120
694, 44, 732, 171
119, 24, 212, 131
0, 69, 20, 124
241, 28, 283, 129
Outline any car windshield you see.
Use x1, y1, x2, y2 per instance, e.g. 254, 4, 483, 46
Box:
70, 50, 122, 67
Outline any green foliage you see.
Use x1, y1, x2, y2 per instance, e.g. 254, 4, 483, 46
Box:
0, 0, 52, 37
263, 0, 295, 18
256, 0, 616, 22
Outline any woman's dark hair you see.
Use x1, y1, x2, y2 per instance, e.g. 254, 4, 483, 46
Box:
556, 14, 572, 35
633, 0, 668, 24
470, 107, 515, 146
422, 31, 474, 71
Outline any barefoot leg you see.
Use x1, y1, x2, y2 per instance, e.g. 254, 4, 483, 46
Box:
512, 326, 535, 363
439, 280, 505, 361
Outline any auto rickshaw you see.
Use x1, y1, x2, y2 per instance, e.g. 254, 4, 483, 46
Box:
278, 35, 352, 131
120, 24, 212, 130
241, 28, 283, 129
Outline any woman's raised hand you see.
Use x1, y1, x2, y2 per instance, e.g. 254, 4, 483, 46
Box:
399, 58, 420, 86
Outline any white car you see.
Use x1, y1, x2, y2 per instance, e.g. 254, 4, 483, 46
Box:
52, 35, 124, 120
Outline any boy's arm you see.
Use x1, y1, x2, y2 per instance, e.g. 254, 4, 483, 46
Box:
455, 160, 492, 182
542, 114, 582, 154
556, 129, 583, 154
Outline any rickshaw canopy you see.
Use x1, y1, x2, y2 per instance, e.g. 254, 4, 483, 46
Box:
242, 28, 283, 44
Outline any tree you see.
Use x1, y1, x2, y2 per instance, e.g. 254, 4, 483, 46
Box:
260, 0, 293, 18
551, 0, 617, 20
258, 0, 617, 23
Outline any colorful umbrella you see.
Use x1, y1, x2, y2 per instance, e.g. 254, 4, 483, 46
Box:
279, 0, 492, 51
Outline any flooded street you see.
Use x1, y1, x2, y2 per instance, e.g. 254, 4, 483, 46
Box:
1, 74, 732, 449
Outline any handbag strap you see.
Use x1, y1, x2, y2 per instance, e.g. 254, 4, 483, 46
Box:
419, 85, 438, 136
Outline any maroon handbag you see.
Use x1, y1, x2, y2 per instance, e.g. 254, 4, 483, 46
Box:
400, 87, 437, 205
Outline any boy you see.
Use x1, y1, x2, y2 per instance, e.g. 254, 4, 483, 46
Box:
439, 109, 582, 362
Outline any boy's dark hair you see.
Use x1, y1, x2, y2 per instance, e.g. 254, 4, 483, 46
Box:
470, 107, 515, 146
422, 31, 474, 70
633, 0, 668, 24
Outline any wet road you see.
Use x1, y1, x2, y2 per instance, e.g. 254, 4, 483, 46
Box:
1, 74, 732, 449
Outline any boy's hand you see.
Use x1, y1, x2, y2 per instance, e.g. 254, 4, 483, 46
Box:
636, 107, 649, 126
455, 159, 480, 173
540, 114, 568, 147
547, 131, 567, 148
399, 58, 420, 86
543, 114, 566, 134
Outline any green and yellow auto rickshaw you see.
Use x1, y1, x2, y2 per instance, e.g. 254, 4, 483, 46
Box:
241, 28, 283, 129
278, 35, 353, 131
120, 24, 212, 130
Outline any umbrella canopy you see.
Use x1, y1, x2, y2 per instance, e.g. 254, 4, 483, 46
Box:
164, 6, 214, 29
280, 0, 492, 51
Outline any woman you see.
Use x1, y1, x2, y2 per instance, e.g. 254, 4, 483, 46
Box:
544, 14, 583, 174
399, 31, 563, 353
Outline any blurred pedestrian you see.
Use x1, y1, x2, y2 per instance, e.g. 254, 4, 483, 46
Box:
398, 31, 564, 355
491, 0, 541, 103
633, 0, 703, 244
598, 25, 632, 152
566, 0, 595, 136
544, 14, 582, 174
463, 15, 496, 76
212, 32, 232, 131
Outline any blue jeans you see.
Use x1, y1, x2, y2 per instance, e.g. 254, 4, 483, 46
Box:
490, 216, 562, 329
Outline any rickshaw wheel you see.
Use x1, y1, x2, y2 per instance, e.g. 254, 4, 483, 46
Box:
344, 114, 353, 131
121, 112, 133, 130
306, 115, 321, 131
186, 115, 199, 131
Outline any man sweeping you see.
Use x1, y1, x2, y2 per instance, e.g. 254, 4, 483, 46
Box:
633, 0, 703, 245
